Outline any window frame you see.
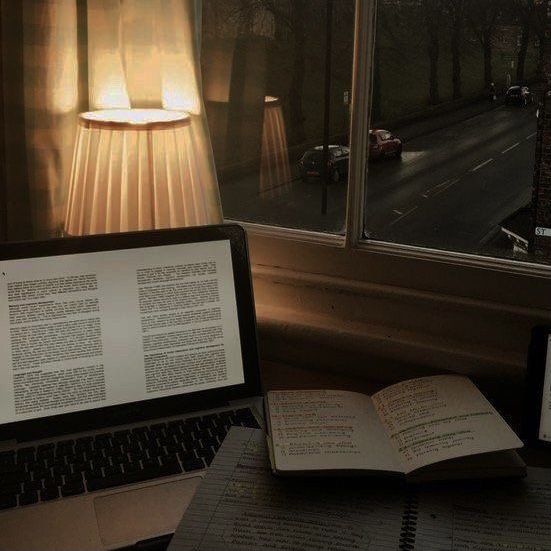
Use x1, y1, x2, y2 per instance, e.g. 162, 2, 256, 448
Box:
224, 0, 549, 329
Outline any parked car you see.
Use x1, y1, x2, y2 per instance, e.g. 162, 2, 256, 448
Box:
299, 145, 350, 183
369, 129, 402, 161
505, 85, 531, 106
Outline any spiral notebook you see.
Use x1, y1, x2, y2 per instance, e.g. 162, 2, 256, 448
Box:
168, 427, 551, 551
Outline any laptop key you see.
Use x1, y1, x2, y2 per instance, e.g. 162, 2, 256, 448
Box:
178, 450, 196, 462
196, 448, 214, 463
1, 472, 25, 486
24, 480, 42, 492
142, 458, 159, 470
123, 462, 141, 474
0, 482, 21, 494
160, 454, 179, 467
182, 458, 205, 472
19, 490, 39, 506
0, 494, 17, 510
0, 463, 23, 475
86, 462, 181, 492
103, 465, 123, 477
64, 473, 83, 485
61, 481, 85, 497
45, 475, 64, 487
40, 486, 59, 501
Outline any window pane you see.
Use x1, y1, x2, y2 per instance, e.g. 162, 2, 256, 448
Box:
364, 0, 550, 266
201, 0, 355, 234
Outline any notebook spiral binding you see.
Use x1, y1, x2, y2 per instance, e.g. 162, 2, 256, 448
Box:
399, 493, 419, 551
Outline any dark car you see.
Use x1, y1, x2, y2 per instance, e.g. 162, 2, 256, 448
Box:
369, 129, 402, 160
299, 145, 350, 183
505, 85, 531, 106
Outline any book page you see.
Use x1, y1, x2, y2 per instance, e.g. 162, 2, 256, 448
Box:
371, 375, 522, 473
267, 389, 402, 473
0, 240, 244, 424
169, 427, 405, 551
414, 467, 551, 550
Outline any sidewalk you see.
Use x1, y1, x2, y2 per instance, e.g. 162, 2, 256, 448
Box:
380, 97, 504, 142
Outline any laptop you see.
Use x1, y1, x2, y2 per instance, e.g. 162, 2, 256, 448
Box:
0, 224, 262, 550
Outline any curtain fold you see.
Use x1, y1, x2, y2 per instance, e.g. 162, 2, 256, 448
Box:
0, 0, 222, 240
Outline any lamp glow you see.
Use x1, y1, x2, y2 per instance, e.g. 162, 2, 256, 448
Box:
64, 109, 219, 235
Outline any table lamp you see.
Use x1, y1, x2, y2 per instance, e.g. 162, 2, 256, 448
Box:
64, 108, 217, 235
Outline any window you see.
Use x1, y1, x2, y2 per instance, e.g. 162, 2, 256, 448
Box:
364, 0, 549, 267
203, 0, 551, 271
201, 0, 355, 235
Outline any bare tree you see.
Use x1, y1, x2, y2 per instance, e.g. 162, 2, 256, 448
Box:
467, 0, 502, 88
447, 0, 467, 99
257, 0, 309, 144
508, 0, 538, 83
420, 1, 446, 104
533, 0, 548, 74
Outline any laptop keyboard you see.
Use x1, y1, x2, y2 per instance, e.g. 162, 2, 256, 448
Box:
0, 407, 259, 510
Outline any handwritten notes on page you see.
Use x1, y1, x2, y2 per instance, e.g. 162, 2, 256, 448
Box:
414, 467, 551, 550
168, 427, 405, 551
372, 375, 523, 472
267, 389, 401, 473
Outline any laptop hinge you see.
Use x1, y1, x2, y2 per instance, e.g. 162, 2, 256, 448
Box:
13, 398, 232, 444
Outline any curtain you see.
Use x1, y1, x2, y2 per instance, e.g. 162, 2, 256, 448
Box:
0, 0, 221, 241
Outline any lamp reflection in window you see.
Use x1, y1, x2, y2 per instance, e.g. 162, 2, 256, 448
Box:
260, 96, 291, 198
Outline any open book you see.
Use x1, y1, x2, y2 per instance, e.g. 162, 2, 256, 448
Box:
265, 375, 526, 482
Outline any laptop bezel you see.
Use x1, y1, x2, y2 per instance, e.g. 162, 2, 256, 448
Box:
0, 224, 261, 442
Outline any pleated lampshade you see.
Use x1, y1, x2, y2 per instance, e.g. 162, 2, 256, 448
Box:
64, 109, 216, 235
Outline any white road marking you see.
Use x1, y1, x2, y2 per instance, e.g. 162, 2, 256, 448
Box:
501, 142, 519, 154
471, 158, 494, 172
392, 209, 403, 215
422, 178, 460, 199
422, 180, 450, 198
526, 132, 536, 140
432, 178, 460, 197
389, 205, 418, 226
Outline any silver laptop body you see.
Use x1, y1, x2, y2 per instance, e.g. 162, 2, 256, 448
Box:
0, 225, 262, 550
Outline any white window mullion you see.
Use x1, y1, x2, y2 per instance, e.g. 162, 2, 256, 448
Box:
344, 0, 377, 249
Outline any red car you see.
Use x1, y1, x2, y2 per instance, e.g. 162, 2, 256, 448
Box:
369, 129, 402, 160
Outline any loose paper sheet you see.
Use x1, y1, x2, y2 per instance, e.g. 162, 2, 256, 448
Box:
372, 375, 523, 473
267, 389, 402, 473
168, 427, 405, 551
414, 467, 551, 550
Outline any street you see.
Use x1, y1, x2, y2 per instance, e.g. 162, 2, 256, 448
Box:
220, 104, 537, 258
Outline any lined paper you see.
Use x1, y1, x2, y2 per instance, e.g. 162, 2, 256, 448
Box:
168, 427, 405, 551
414, 467, 551, 550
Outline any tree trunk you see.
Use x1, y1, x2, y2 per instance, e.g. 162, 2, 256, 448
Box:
451, 17, 462, 99
483, 31, 493, 88
539, 31, 546, 74
517, 23, 530, 83
372, 42, 382, 121
288, 2, 306, 145
428, 24, 440, 104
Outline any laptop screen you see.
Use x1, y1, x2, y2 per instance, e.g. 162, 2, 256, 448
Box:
0, 238, 245, 427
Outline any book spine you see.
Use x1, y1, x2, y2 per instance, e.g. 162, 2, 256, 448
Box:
399, 493, 419, 551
